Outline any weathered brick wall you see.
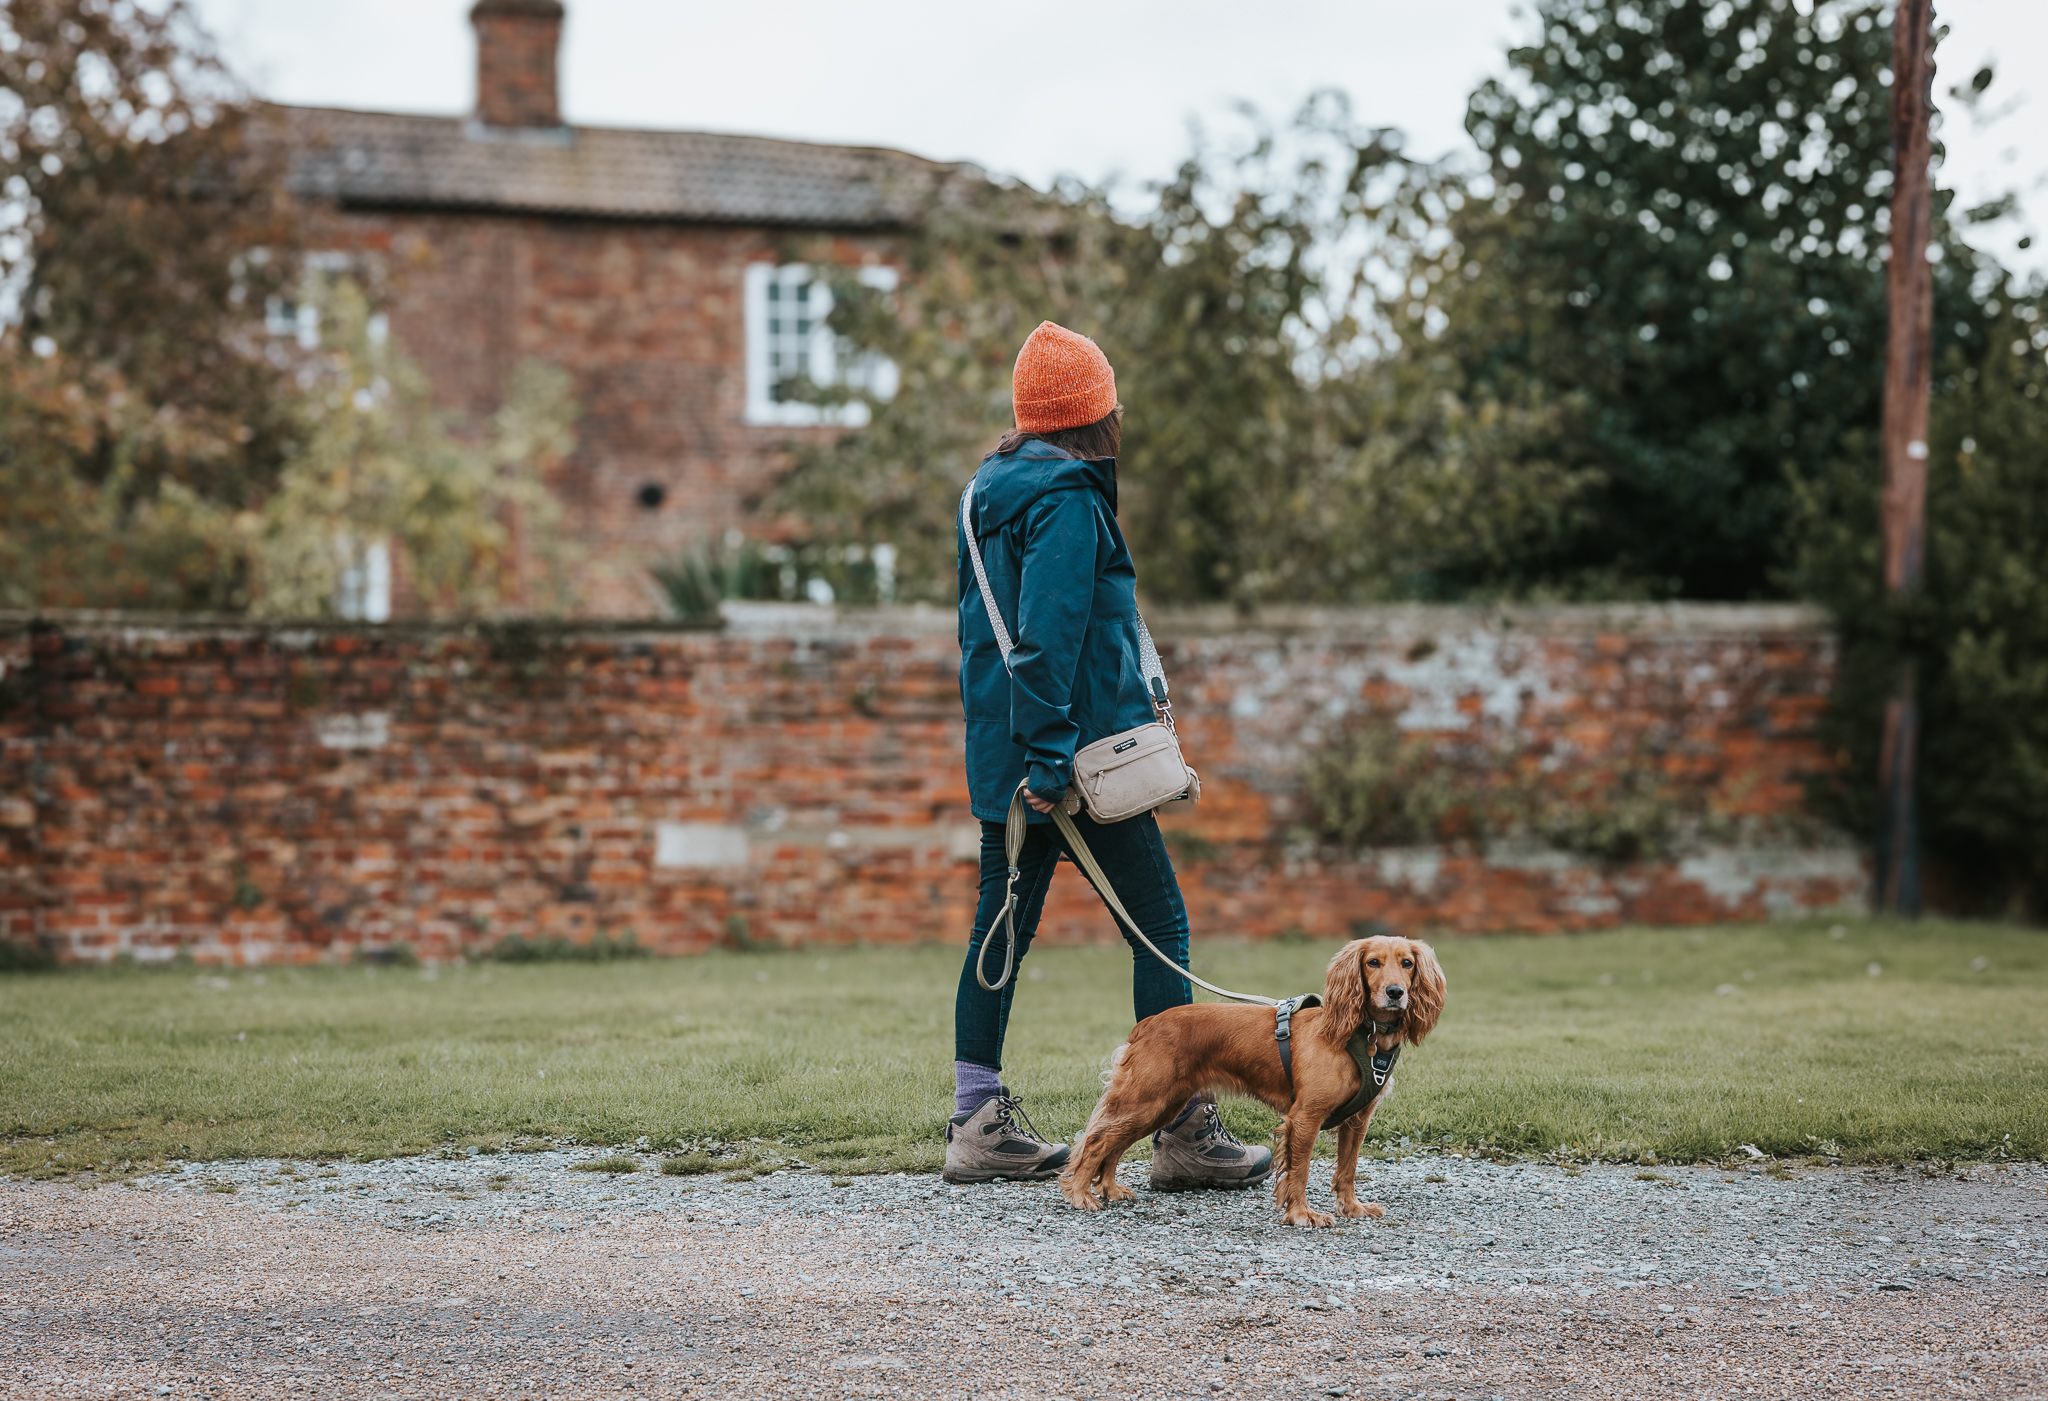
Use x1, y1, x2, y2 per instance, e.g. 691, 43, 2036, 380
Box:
0, 605, 1860, 965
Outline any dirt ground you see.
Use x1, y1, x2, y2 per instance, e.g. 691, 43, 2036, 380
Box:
3, 1153, 2045, 1400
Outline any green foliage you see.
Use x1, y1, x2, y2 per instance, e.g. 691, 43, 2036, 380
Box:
651, 532, 891, 619
659, 1153, 713, 1176
0, 939, 56, 974
776, 104, 1584, 607
0, 350, 254, 610
246, 278, 575, 619
1389, 0, 1991, 598
350, 943, 418, 969
0, 7, 576, 620
0, 0, 296, 611
2, 278, 577, 618
652, 541, 742, 622
768, 186, 1136, 602
1299, 711, 1750, 862
1793, 309, 2048, 916
0, 0, 300, 509
486, 930, 649, 963
1302, 713, 1499, 849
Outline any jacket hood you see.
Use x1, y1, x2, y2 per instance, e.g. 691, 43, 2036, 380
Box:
970, 438, 1117, 533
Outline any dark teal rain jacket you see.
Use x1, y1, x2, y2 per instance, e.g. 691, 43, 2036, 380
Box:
957, 439, 1158, 824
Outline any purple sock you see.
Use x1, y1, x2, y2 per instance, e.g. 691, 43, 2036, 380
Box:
954, 1061, 1003, 1117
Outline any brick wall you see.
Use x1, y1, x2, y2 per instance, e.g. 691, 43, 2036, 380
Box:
0, 604, 1861, 965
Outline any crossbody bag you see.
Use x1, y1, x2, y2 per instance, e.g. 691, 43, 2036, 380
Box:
960, 484, 1199, 825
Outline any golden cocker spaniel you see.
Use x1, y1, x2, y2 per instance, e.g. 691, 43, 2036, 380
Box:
1060, 936, 1446, 1227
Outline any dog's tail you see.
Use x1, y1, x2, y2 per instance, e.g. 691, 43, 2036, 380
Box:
1098, 1041, 1130, 1087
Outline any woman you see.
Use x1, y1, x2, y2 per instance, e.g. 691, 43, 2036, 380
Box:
944, 321, 1271, 1193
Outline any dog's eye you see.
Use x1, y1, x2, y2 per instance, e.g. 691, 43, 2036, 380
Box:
1366, 958, 1380, 968
1401, 958, 1413, 968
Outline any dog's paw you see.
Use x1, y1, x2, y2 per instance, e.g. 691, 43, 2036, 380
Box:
1058, 1182, 1103, 1211
1101, 1177, 1137, 1203
1283, 1207, 1335, 1229
1338, 1200, 1384, 1219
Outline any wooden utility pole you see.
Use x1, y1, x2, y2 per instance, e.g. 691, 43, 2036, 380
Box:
1876, 0, 1936, 915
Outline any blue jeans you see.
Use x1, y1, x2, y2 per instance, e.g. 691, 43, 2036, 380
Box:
954, 809, 1192, 1070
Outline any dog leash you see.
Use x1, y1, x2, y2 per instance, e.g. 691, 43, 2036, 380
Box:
975, 780, 1280, 1008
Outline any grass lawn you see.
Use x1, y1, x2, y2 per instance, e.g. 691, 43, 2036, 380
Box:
5, 917, 2045, 1180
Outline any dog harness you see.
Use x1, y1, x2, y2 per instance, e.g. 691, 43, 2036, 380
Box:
1272, 994, 1404, 1129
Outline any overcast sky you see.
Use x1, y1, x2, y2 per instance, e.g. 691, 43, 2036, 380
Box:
194, 0, 2047, 276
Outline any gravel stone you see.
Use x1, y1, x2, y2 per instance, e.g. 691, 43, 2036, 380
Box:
3, 1151, 2045, 1397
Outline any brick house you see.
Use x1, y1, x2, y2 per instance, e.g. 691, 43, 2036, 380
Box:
269, 0, 967, 617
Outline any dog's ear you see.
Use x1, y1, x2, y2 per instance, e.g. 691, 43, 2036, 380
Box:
1319, 940, 1369, 1046
1403, 940, 1446, 1045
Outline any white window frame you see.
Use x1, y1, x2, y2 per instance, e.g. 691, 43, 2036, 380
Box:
335, 538, 392, 623
743, 262, 899, 427
261, 252, 355, 350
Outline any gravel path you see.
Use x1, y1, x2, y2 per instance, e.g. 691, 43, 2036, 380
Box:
4, 1148, 2046, 1399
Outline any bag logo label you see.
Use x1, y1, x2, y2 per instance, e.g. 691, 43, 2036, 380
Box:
1113, 738, 1139, 753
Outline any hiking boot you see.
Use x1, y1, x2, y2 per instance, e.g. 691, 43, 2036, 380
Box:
1149, 1093, 1273, 1192
943, 1090, 1071, 1184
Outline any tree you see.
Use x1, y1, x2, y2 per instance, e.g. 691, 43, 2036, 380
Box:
0, 2, 576, 619
247, 279, 575, 619
0, 0, 300, 507
773, 98, 1587, 606
1794, 301, 2048, 915
0, 346, 251, 610
1397, 0, 1990, 598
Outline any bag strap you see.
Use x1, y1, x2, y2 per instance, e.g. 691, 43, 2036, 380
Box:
960, 481, 1170, 698
961, 485, 1017, 674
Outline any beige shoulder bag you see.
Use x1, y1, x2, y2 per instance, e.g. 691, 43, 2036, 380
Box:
961, 486, 1198, 824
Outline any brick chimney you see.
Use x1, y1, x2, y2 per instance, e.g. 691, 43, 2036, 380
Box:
471, 0, 565, 129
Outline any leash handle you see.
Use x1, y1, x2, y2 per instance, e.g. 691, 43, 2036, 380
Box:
974, 783, 1033, 991
983, 786, 1269, 1007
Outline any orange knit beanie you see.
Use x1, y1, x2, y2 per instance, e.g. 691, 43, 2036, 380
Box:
1011, 321, 1118, 433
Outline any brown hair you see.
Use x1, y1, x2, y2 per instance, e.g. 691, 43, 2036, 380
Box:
993, 404, 1123, 462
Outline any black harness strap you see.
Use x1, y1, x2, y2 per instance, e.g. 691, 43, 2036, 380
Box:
1272, 995, 1406, 1129
1326, 1033, 1402, 1129
1272, 994, 1318, 1092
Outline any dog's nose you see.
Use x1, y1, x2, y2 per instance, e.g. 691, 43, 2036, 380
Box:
1384, 985, 1406, 1002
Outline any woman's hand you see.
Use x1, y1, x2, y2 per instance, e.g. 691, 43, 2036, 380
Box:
1022, 787, 1057, 815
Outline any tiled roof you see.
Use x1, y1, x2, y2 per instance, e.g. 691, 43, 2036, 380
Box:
266, 104, 970, 228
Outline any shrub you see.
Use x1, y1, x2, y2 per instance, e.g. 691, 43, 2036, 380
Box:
652, 533, 886, 616
1299, 710, 1740, 862
0, 939, 56, 973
